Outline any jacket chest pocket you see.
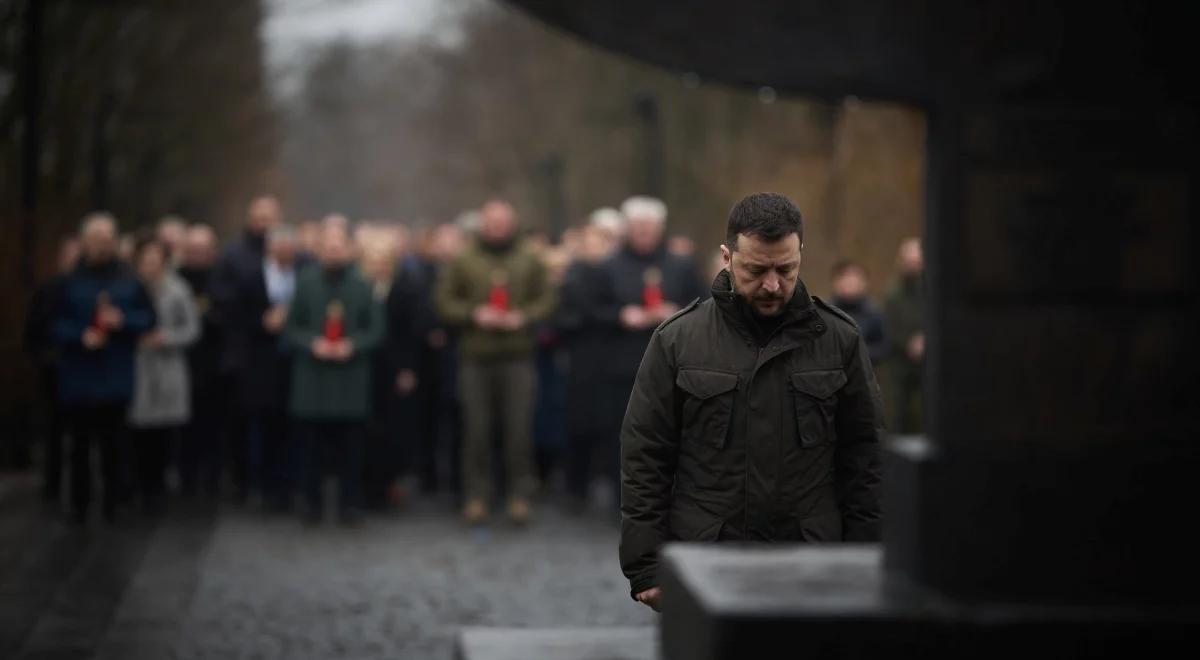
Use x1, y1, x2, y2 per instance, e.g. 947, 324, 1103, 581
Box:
677, 369, 739, 449
790, 369, 847, 447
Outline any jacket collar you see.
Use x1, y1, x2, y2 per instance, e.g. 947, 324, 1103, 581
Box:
711, 268, 818, 344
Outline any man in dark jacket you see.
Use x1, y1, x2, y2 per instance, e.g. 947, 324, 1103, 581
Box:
557, 217, 622, 510
619, 193, 884, 611
599, 197, 706, 499
25, 237, 80, 503
51, 213, 157, 523
211, 195, 282, 502
285, 221, 383, 525
830, 259, 888, 366
177, 223, 223, 498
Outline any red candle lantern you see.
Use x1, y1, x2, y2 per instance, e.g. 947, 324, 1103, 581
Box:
489, 270, 510, 312
642, 267, 664, 310
324, 300, 345, 341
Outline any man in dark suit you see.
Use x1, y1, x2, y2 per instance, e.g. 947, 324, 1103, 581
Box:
211, 195, 283, 504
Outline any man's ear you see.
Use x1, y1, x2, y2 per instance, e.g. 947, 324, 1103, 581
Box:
720, 244, 732, 271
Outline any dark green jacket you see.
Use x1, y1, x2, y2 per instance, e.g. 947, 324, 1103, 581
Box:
619, 270, 884, 596
433, 238, 556, 360
285, 265, 384, 420
885, 273, 925, 369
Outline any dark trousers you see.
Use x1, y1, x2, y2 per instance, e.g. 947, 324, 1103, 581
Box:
41, 368, 65, 501
417, 357, 462, 498
567, 370, 627, 501
180, 378, 224, 498
460, 358, 536, 503
249, 409, 293, 507
888, 363, 924, 434
131, 427, 171, 509
364, 398, 409, 508
299, 420, 365, 516
66, 403, 124, 520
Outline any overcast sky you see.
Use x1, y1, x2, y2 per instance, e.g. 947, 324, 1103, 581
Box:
262, 0, 481, 96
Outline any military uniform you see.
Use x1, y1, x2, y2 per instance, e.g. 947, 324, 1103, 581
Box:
619, 269, 884, 597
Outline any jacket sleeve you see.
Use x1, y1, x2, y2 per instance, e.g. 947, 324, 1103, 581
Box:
122, 281, 158, 336
158, 283, 200, 349
519, 254, 557, 324
834, 333, 885, 541
284, 276, 318, 352
349, 285, 385, 354
619, 329, 680, 598
433, 258, 474, 327
50, 283, 88, 348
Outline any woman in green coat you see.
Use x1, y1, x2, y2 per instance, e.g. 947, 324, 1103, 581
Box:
285, 222, 383, 524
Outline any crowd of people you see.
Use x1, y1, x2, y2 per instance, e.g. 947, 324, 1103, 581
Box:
23, 193, 924, 527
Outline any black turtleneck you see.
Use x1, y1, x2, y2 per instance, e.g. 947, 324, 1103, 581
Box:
78, 257, 121, 279
479, 235, 517, 255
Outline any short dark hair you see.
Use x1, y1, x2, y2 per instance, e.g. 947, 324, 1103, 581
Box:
726, 192, 803, 249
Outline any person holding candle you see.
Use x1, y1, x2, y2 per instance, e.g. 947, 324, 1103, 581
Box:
594, 197, 706, 501
433, 200, 557, 526
285, 220, 383, 525
51, 213, 157, 523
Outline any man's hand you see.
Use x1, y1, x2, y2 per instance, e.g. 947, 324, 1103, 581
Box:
262, 305, 287, 334
82, 327, 107, 351
906, 332, 925, 362
140, 330, 165, 349
499, 310, 526, 331
635, 587, 662, 612
396, 369, 418, 395
473, 305, 503, 329
620, 305, 652, 330
98, 304, 124, 331
332, 339, 355, 362
312, 337, 336, 360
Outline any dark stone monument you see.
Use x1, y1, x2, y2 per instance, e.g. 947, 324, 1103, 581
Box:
509, 1, 1199, 657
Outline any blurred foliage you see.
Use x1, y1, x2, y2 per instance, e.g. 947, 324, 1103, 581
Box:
280, 1, 924, 289
0, 0, 277, 438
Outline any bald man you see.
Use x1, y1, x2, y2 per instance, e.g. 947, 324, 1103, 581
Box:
51, 213, 157, 523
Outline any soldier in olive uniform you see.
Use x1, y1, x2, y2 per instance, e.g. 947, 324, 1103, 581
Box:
619, 193, 884, 611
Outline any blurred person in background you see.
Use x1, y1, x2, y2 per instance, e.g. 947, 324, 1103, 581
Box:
212, 194, 283, 503
157, 215, 188, 266
884, 237, 925, 434
297, 219, 321, 262
177, 224, 224, 499
597, 196, 705, 503
557, 210, 624, 513
245, 226, 300, 511
361, 231, 425, 511
127, 237, 199, 515
830, 260, 888, 367
286, 222, 383, 525
667, 234, 696, 259
51, 213, 156, 523
118, 233, 137, 264
415, 222, 465, 500
24, 237, 80, 504
532, 241, 572, 487
434, 200, 556, 525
